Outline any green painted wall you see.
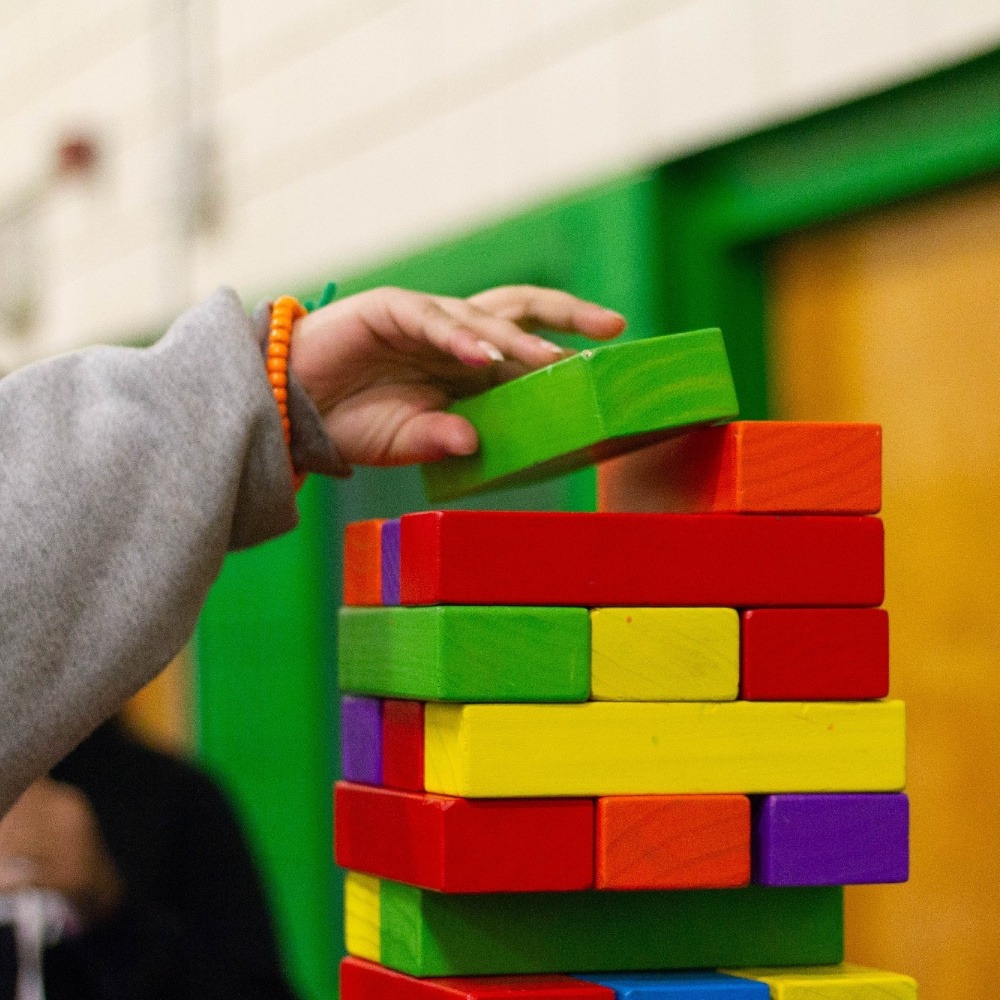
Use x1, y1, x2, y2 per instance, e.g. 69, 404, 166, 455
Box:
197, 476, 339, 998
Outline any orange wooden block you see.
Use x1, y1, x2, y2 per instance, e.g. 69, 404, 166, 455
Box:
596, 795, 751, 890
344, 520, 385, 606
599, 422, 881, 515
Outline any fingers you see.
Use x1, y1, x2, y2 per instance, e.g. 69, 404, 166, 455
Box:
432, 296, 569, 369
387, 412, 479, 465
467, 285, 626, 340
376, 290, 507, 369
364, 286, 624, 375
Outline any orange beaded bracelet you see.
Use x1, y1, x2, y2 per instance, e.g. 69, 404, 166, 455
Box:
268, 295, 307, 490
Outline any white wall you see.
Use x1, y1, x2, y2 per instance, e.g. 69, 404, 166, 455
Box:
1, 0, 998, 367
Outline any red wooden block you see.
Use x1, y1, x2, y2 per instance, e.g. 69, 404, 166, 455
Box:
399, 511, 883, 608
334, 782, 594, 892
383, 699, 425, 792
344, 519, 384, 606
341, 957, 616, 1000
598, 422, 882, 515
596, 795, 750, 890
741, 608, 890, 700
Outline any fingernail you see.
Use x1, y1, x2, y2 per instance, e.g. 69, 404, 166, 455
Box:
477, 341, 505, 363
540, 340, 565, 355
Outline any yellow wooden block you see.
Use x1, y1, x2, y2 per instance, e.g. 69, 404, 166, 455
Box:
724, 964, 917, 998
590, 607, 739, 701
344, 871, 381, 962
424, 701, 905, 797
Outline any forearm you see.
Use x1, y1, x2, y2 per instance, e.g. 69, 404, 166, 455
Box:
0, 288, 314, 814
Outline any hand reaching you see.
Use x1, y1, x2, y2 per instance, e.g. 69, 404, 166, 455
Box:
289, 285, 626, 467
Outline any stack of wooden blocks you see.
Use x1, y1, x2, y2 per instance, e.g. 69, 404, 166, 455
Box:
334, 333, 916, 1000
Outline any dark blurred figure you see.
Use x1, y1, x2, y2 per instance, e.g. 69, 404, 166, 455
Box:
0, 720, 299, 1000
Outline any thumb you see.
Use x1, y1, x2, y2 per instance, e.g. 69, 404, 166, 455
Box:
386, 412, 478, 466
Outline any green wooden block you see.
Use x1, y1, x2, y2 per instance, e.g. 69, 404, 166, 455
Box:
421, 329, 738, 503
338, 606, 590, 701
362, 878, 843, 976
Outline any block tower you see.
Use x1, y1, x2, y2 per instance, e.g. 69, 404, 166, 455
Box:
335, 330, 917, 1000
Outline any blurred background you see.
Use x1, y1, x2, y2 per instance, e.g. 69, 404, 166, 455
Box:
2, 1, 999, 997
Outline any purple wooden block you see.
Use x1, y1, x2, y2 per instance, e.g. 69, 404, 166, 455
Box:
341, 695, 383, 785
754, 792, 909, 886
381, 519, 401, 606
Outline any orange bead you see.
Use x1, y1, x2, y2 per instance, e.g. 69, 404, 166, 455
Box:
268, 295, 306, 487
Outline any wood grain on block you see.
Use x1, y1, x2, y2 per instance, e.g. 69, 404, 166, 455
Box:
741, 609, 889, 701
595, 795, 750, 890
421, 330, 738, 503
754, 793, 909, 886
338, 606, 589, 701
423, 701, 905, 798
400, 512, 883, 608
335, 782, 593, 892
381, 519, 402, 606
344, 520, 384, 606
344, 872, 381, 963
341, 695, 382, 785
341, 958, 617, 1000
598, 422, 881, 515
382, 700, 425, 792
347, 876, 843, 976
722, 964, 917, 999
591, 608, 738, 701
579, 973, 769, 999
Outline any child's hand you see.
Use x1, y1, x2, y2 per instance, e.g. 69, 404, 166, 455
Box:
289, 285, 626, 466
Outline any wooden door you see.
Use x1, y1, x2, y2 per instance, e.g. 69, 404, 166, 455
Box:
770, 179, 1000, 996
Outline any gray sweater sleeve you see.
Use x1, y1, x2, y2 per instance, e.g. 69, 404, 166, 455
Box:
0, 287, 346, 815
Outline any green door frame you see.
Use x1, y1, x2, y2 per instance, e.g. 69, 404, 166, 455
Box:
195, 47, 1000, 999
657, 48, 1000, 418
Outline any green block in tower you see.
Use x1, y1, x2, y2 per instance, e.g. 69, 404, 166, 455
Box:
338, 605, 590, 702
421, 329, 739, 503
345, 873, 843, 976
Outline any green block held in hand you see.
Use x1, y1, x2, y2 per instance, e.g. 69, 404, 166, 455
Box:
421, 328, 738, 503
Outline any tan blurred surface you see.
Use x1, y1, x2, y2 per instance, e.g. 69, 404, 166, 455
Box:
120, 649, 193, 755
770, 179, 1000, 995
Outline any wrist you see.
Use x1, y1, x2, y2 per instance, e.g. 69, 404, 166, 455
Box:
267, 296, 307, 490
266, 287, 352, 479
